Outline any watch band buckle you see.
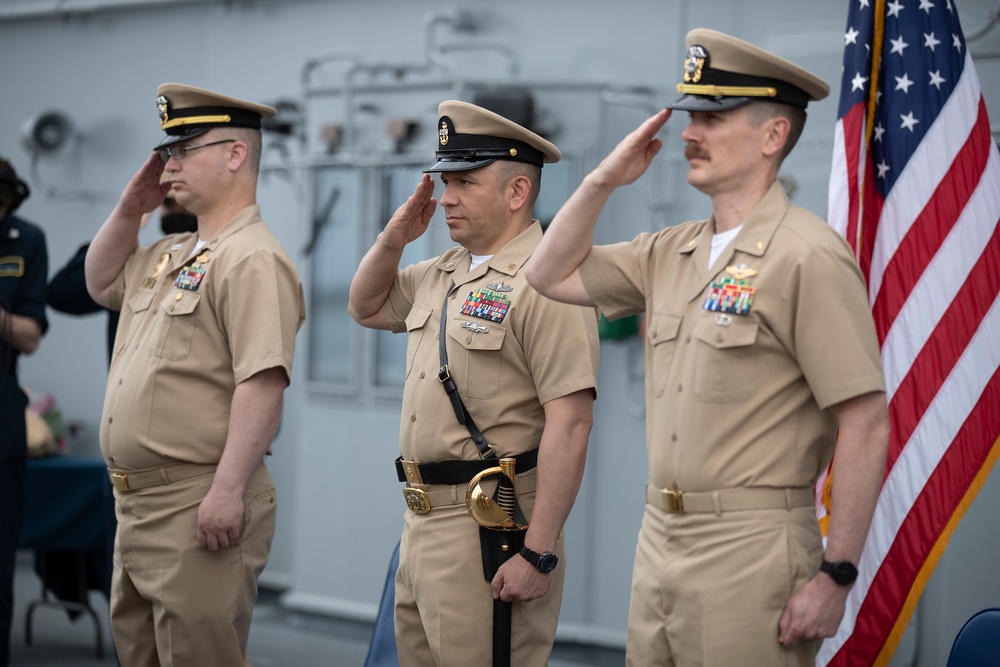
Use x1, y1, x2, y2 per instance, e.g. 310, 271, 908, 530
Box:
402, 487, 431, 514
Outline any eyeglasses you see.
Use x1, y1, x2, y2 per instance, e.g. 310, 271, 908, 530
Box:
157, 139, 235, 163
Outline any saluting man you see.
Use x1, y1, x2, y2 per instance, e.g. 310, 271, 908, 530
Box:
527, 29, 890, 667
349, 100, 600, 666
85, 84, 305, 667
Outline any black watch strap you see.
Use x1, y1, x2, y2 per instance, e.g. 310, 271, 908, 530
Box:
520, 546, 558, 573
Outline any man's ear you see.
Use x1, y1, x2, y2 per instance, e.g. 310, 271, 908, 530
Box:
507, 174, 532, 212
227, 140, 249, 172
762, 116, 790, 159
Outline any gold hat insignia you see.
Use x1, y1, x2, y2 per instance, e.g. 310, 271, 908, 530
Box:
156, 95, 170, 125
683, 45, 708, 84
439, 121, 449, 146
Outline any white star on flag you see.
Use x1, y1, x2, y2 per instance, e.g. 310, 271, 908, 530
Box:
899, 111, 920, 130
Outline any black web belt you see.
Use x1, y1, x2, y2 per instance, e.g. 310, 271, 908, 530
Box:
394, 448, 538, 485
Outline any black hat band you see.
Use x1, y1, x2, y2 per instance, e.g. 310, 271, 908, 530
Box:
676, 67, 810, 109
159, 102, 263, 134
435, 132, 544, 167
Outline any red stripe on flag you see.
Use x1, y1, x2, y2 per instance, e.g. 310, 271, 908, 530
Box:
841, 103, 867, 255
886, 218, 1000, 468
857, 165, 882, 287
872, 99, 994, 342
829, 365, 1000, 665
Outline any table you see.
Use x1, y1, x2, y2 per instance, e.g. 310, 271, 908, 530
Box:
19, 455, 116, 658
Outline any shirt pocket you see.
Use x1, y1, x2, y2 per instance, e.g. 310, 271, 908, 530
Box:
148, 292, 201, 362
403, 304, 433, 379
646, 312, 682, 398
693, 314, 759, 403
115, 290, 154, 357
446, 316, 507, 400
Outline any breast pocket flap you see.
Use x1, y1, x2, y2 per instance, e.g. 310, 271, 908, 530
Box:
696, 316, 758, 350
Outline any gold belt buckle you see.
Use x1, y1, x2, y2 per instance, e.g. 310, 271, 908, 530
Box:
664, 488, 684, 513
110, 471, 130, 493
402, 487, 431, 514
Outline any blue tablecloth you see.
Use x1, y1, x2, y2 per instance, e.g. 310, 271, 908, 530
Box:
19, 455, 116, 600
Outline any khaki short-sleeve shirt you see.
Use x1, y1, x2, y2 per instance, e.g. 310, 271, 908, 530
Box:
579, 182, 885, 491
100, 205, 305, 468
382, 222, 599, 462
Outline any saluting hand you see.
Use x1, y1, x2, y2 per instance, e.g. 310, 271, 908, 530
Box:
116, 153, 171, 220
379, 174, 436, 250
590, 108, 670, 190
491, 552, 551, 603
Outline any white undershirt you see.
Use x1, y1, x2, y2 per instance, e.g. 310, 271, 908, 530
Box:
469, 253, 493, 271
709, 225, 742, 269
192, 238, 207, 257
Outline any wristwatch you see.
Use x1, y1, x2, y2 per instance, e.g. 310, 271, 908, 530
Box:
820, 559, 858, 586
520, 546, 558, 573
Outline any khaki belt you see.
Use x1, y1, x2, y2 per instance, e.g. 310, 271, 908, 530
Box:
404, 474, 537, 515
108, 463, 216, 493
645, 483, 813, 514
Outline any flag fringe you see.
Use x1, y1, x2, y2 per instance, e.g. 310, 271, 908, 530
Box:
872, 436, 1000, 666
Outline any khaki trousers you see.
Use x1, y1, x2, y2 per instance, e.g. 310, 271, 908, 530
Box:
110, 464, 276, 667
394, 468, 565, 666
626, 502, 822, 667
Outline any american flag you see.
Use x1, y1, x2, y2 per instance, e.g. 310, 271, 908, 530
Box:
821, 0, 1000, 665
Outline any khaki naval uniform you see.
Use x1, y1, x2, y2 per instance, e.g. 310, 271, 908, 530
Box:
101, 205, 304, 667
579, 182, 885, 666
382, 221, 599, 667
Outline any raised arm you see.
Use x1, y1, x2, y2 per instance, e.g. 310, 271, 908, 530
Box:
526, 108, 670, 306
348, 174, 436, 330
85, 154, 170, 308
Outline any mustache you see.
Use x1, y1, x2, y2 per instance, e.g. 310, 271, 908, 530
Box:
684, 144, 709, 161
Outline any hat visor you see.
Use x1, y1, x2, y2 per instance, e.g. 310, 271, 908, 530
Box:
153, 126, 212, 150
423, 157, 496, 173
666, 94, 754, 112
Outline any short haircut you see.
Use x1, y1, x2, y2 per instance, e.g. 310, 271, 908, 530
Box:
747, 101, 807, 164
493, 160, 541, 209
217, 127, 262, 175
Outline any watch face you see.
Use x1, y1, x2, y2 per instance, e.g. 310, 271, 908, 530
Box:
823, 560, 858, 585
537, 553, 558, 573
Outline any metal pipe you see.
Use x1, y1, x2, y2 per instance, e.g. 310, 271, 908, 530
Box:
0, 0, 217, 23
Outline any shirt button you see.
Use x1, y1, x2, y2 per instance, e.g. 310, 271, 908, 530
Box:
409, 415, 416, 422
419, 372, 426, 379
685, 335, 691, 344
175, 293, 183, 301
650, 331, 657, 339
670, 433, 677, 442
677, 384, 683, 392
716, 333, 724, 343
465, 336, 472, 344
108, 416, 113, 424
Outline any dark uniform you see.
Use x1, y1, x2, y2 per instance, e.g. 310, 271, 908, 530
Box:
0, 162, 48, 667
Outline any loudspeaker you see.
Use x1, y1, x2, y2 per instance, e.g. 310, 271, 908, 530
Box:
21, 111, 75, 155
